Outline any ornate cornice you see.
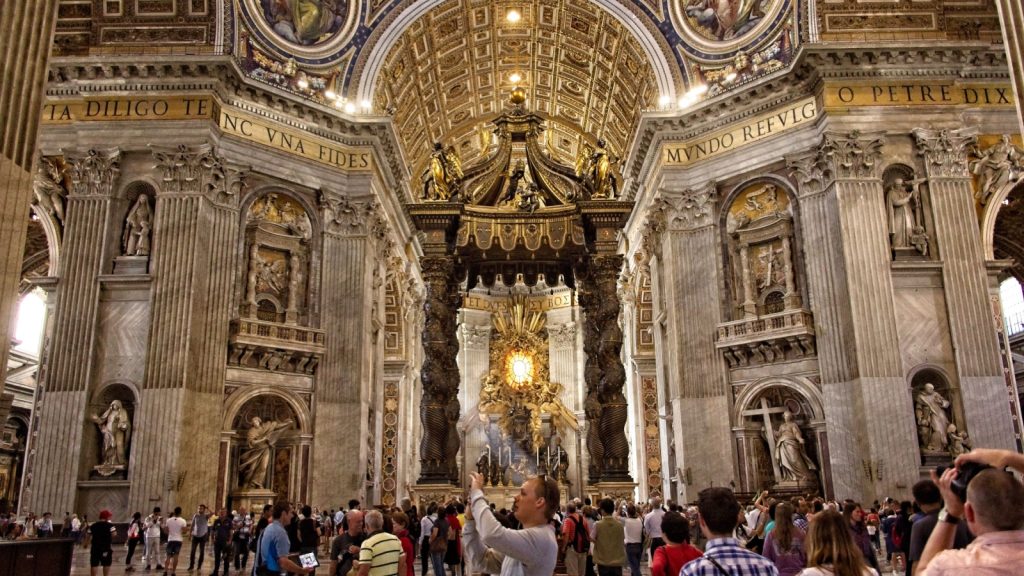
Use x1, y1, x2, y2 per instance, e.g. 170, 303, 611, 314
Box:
45, 56, 410, 208
654, 182, 717, 232
622, 43, 1009, 202
913, 128, 977, 179
819, 130, 886, 180
64, 148, 121, 198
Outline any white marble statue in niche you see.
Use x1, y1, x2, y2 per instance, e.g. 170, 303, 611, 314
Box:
775, 410, 818, 483
122, 194, 153, 256
91, 400, 131, 473
885, 174, 928, 257
915, 383, 953, 453
238, 417, 293, 489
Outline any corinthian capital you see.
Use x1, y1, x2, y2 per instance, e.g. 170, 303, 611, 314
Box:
151, 144, 246, 205
319, 190, 377, 236
819, 131, 885, 179
655, 182, 717, 232
65, 148, 121, 197
786, 148, 829, 198
913, 128, 977, 179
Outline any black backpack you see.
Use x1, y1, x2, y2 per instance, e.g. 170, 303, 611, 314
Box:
566, 514, 589, 553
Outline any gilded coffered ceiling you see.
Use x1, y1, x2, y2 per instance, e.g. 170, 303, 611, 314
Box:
373, 0, 659, 175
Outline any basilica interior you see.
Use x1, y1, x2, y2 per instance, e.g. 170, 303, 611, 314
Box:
1, 0, 1024, 521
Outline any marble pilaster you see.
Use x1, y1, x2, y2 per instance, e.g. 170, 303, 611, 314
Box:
651, 183, 734, 499
913, 128, 1017, 451
0, 1, 59, 424
995, 0, 1024, 137
128, 145, 243, 514
28, 148, 120, 514
316, 191, 378, 503
789, 132, 919, 500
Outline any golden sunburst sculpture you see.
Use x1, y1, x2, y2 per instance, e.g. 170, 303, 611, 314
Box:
480, 293, 576, 451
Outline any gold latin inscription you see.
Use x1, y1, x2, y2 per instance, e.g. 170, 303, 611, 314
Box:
823, 82, 1015, 109
663, 97, 818, 167
42, 96, 214, 123
218, 109, 372, 171
462, 293, 575, 312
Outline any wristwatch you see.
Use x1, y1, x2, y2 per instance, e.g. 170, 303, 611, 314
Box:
938, 508, 960, 524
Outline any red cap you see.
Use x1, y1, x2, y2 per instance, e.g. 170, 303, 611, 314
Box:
99, 510, 113, 520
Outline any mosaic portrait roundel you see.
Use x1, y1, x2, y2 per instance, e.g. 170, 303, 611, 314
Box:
671, 0, 789, 56
241, 0, 358, 63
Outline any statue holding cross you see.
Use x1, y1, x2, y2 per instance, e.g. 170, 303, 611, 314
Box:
742, 397, 818, 486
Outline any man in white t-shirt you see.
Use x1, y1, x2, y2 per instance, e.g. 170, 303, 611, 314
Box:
164, 506, 187, 574
143, 507, 164, 571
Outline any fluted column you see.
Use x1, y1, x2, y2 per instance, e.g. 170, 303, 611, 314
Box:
129, 145, 243, 514
913, 128, 1018, 450
0, 1, 59, 422
649, 183, 733, 498
995, 0, 1024, 137
28, 149, 120, 514
788, 132, 919, 500
317, 192, 378, 501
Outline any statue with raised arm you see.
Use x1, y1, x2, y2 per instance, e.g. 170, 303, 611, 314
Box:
423, 142, 463, 201
886, 177, 926, 251
916, 383, 952, 452
575, 139, 619, 199
91, 400, 131, 468
238, 417, 293, 489
775, 411, 817, 483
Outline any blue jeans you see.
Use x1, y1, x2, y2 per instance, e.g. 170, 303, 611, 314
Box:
431, 551, 446, 576
625, 543, 642, 575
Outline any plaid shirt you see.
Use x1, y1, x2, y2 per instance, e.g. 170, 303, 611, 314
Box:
681, 538, 780, 576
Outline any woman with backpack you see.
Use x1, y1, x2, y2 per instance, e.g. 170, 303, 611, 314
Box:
428, 507, 450, 576
420, 503, 438, 576
125, 512, 144, 572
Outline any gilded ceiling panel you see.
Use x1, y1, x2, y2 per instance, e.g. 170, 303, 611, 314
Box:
374, 0, 660, 175
814, 0, 1002, 42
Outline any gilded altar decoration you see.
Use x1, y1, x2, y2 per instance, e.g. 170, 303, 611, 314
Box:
479, 294, 574, 453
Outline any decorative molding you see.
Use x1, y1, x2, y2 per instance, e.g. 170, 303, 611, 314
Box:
913, 128, 977, 179
655, 183, 717, 232
64, 148, 121, 197
820, 131, 886, 180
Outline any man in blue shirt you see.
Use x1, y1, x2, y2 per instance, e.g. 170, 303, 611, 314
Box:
259, 501, 313, 576
681, 488, 779, 576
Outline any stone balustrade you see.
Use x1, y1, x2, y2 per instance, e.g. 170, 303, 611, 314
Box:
228, 318, 325, 374
715, 309, 816, 367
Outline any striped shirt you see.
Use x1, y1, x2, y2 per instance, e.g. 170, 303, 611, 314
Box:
359, 531, 404, 576
681, 538, 780, 576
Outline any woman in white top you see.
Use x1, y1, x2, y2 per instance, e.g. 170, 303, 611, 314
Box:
617, 503, 644, 576
798, 510, 879, 576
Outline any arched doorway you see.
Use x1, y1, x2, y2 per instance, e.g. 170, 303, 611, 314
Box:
220, 389, 311, 510
733, 378, 828, 497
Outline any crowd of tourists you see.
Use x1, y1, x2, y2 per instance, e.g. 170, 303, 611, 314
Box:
1, 447, 1022, 576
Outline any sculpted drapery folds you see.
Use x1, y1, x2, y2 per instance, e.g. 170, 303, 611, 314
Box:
418, 255, 463, 483
577, 253, 630, 481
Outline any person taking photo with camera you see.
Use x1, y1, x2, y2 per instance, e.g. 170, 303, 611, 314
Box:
916, 448, 1024, 575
